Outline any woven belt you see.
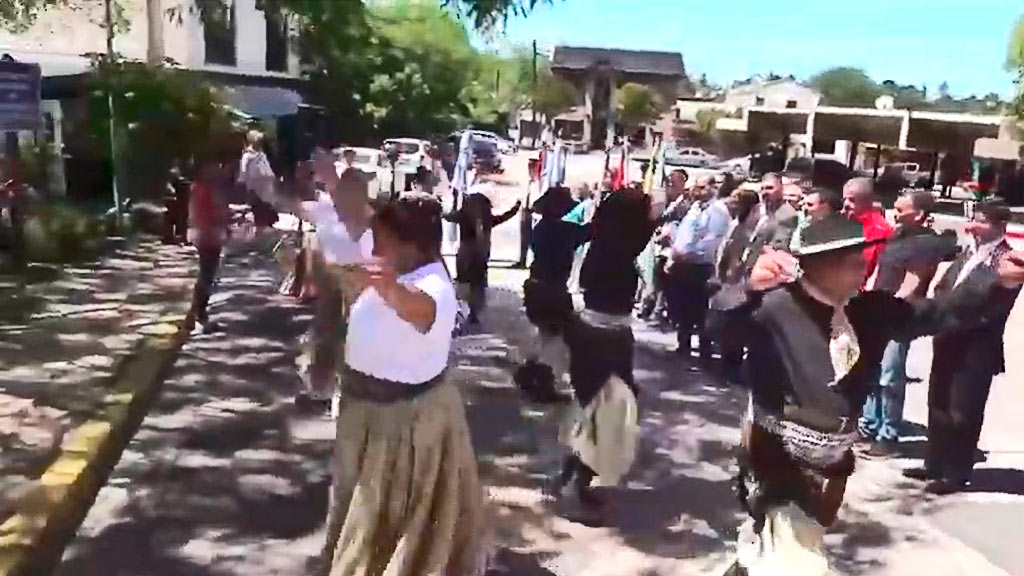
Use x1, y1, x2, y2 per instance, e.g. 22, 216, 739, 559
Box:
340, 365, 446, 404
746, 394, 857, 470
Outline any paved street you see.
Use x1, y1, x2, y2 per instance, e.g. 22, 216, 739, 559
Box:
49, 152, 1024, 575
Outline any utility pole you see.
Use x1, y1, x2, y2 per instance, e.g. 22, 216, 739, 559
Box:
531, 40, 538, 147
105, 0, 121, 220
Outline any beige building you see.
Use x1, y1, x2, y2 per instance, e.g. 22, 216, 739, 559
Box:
544, 46, 691, 150
724, 77, 821, 110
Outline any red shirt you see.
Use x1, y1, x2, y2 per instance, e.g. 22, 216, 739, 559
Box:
853, 210, 893, 285
188, 181, 228, 247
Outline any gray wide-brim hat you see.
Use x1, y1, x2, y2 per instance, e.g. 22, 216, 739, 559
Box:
791, 214, 887, 258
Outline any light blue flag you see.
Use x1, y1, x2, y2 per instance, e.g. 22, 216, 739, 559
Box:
452, 131, 473, 198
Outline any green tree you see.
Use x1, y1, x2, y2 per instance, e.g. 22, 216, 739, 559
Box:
1007, 14, 1024, 70
363, 0, 477, 137
616, 82, 662, 132
1008, 14, 1024, 125
74, 57, 239, 199
530, 69, 577, 126
809, 66, 880, 107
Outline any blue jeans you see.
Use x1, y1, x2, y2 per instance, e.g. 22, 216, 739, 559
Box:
859, 340, 910, 442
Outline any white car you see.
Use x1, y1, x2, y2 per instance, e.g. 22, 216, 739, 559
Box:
383, 138, 431, 170
334, 147, 403, 200
665, 146, 718, 168
715, 155, 751, 179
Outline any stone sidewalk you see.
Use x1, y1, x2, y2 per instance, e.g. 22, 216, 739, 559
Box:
0, 238, 196, 527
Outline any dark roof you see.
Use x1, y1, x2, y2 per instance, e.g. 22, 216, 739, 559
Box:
551, 46, 685, 77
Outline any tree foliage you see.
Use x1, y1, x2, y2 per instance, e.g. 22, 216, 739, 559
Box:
1009, 13, 1024, 124
809, 66, 881, 107
529, 69, 577, 125
616, 82, 662, 129
75, 57, 240, 197
441, 0, 555, 31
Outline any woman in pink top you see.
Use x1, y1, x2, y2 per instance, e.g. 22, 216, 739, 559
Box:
187, 150, 233, 333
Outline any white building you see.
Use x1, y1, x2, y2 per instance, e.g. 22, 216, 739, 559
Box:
0, 0, 302, 81
724, 77, 821, 110
0, 0, 306, 194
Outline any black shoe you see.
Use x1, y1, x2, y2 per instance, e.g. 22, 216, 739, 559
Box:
924, 479, 966, 495
903, 466, 940, 481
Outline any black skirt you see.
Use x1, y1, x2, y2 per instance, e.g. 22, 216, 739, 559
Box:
564, 315, 637, 407
523, 278, 574, 335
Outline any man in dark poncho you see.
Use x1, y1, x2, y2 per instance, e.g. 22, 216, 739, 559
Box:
715, 214, 1024, 575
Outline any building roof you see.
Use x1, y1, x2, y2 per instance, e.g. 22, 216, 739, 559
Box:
550, 46, 685, 77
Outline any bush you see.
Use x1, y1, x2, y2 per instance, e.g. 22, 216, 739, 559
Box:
22, 204, 106, 263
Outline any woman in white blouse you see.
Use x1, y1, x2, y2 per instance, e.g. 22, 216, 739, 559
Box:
317, 193, 488, 576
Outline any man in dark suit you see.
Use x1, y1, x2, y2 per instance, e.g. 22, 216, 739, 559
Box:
904, 199, 1022, 494
708, 174, 798, 384
740, 173, 800, 272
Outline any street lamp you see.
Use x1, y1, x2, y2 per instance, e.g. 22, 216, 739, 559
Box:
383, 142, 399, 202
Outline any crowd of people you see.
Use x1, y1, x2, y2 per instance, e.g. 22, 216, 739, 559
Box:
174, 130, 1024, 576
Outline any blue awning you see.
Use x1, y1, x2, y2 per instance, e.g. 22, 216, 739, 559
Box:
218, 84, 304, 118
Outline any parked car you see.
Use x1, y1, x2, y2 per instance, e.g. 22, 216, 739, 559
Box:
468, 130, 516, 155
471, 139, 502, 172
383, 138, 430, 171
882, 162, 930, 188
558, 139, 588, 154
334, 146, 410, 201
715, 155, 751, 179
664, 146, 718, 168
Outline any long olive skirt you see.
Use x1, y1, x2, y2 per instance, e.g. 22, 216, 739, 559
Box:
319, 381, 489, 576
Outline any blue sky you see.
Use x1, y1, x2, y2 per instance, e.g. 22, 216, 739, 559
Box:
476, 0, 1021, 98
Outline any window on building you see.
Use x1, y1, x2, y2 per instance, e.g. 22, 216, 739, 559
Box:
755, 96, 765, 106
203, 0, 236, 66
786, 99, 798, 109
264, 5, 288, 72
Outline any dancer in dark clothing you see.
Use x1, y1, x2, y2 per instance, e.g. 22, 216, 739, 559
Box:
515, 186, 589, 402
444, 187, 520, 323
715, 214, 1024, 575
551, 186, 659, 522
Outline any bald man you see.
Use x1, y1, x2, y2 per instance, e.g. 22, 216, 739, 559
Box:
667, 174, 731, 362
842, 177, 893, 284
738, 173, 799, 272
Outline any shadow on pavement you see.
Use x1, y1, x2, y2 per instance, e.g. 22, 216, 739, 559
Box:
967, 468, 1024, 496
57, 248, 332, 576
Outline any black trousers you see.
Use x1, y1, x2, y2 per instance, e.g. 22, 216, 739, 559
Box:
926, 355, 995, 483
518, 210, 532, 265
190, 244, 222, 323
667, 261, 714, 358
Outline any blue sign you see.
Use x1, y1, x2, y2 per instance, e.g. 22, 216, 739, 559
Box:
0, 59, 41, 131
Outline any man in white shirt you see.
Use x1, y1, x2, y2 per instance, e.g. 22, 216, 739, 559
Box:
666, 175, 731, 363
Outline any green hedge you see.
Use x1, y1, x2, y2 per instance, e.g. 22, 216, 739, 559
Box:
22, 204, 107, 263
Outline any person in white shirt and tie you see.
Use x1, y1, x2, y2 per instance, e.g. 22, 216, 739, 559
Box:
666, 175, 731, 365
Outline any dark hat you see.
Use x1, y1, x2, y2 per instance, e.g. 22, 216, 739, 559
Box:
791, 214, 886, 258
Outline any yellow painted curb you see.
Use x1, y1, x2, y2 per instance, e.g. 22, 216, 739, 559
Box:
0, 313, 189, 576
